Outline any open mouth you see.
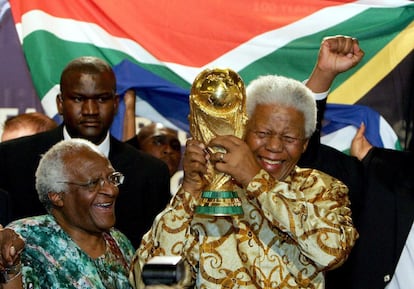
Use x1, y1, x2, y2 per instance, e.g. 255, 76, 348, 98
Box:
261, 157, 282, 165
94, 202, 113, 209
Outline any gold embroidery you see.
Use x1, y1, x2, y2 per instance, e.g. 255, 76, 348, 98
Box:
133, 167, 358, 288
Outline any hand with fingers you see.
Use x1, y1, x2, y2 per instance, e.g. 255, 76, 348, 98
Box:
181, 139, 209, 198
320, 35, 365, 73
351, 123, 373, 161
209, 135, 261, 188
307, 35, 365, 93
0, 225, 25, 285
0, 226, 24, 268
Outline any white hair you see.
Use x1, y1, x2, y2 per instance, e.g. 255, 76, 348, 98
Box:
35, 138, 103, 212
246, 75, 317, 138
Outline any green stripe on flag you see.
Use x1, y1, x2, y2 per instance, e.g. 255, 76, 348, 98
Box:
239, 5, 414, 86
22, 32, 190, 99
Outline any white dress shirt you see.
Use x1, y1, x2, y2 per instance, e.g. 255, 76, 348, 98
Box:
63, 126, 110, 158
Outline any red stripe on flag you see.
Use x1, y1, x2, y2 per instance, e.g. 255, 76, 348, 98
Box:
9, 0, 355, 66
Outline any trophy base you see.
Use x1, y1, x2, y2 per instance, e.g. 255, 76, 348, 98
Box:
195, 191, 243, 216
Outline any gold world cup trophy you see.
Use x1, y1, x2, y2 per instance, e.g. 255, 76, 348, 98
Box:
189, 68, 247, 216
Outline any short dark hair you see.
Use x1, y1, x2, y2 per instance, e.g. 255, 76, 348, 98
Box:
60, 56, 116, 93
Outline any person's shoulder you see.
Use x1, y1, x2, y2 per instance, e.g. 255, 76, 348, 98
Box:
296, 166, 348, 187
109, 137, 170, 182
319, 144, 359, 163
7, 215, 52, 237
109, 228, 136, 256
109, 136, 139, 155
109, 228, 134, 246
365, 147, 414, 163
110, 136, 168, 166
363, 147, 414, 174
125, 135, 139, 149
364, 147, 414, 183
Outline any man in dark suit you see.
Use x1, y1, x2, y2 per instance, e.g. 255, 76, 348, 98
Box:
298, 96, 366, 289
0, 56, 171, 248
305, 102, 414, 289
342, 124, 414, 289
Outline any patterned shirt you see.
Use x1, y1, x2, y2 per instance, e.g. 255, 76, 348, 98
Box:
130, 168, 358, 289
8, 215, 135, 289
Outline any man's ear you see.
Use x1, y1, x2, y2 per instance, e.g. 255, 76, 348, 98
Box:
48, 192, 64, 208
302, 138, 310, 153
56, 94, 64, 115
113, 94, 120, 113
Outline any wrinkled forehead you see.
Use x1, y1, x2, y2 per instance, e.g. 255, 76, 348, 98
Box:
63, 147, 113, 175
248, 104, 305, 128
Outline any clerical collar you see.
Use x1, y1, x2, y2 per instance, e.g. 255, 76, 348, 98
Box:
62, 126, 110, 158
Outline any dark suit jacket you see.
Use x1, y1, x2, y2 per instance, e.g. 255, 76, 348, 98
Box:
0, 125, 171, 248
298, 98, 365, 289
0, 188, 11, 226
340, 147, 414, 289
303, 98, 414, 289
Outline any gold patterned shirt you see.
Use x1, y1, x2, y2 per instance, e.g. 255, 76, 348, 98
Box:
130, 168, 358, 289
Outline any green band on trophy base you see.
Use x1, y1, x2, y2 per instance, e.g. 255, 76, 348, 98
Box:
195, 205, 244, 216
195, 191, 244, 216
201, 191, 239, 199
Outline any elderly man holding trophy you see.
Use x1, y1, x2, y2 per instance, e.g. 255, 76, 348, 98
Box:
131, 35, 362, 289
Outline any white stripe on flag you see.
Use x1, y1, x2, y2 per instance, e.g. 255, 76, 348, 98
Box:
41, 85, 60, 117
20, 10, 161, 65
321, 116, 400, 153
379, 116, 400, 148
321, 125, 357, 152
135, 97, 182, 132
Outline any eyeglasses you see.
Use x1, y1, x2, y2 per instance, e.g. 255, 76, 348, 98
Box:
57, 171, 124, 191
251, 130, 305, 145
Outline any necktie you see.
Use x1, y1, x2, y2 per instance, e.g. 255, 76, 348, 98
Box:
386, 221, 414, 289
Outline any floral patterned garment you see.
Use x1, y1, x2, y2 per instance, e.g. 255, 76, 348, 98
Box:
131, 168, 358, 289
8, 215, 135, 289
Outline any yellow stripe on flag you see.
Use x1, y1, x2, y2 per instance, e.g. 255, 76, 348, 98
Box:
328, 20, 414, 104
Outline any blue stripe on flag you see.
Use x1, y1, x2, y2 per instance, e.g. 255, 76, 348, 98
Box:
111, 60, 190, 140
322, 103, 383, 148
